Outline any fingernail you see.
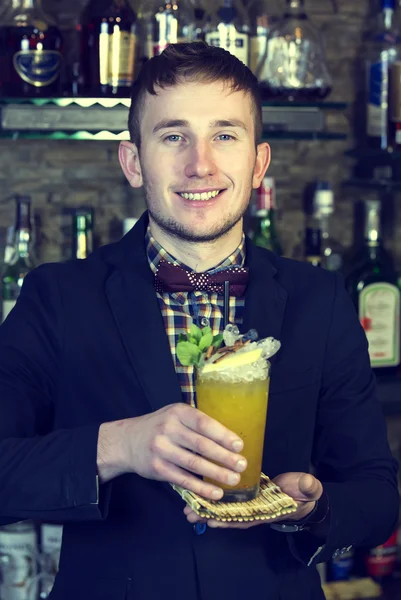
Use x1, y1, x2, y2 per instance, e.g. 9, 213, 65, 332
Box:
232, 440, 243, 452
228, 473, 240, 486
236, 459, 247, 472
212, 489, 223, 500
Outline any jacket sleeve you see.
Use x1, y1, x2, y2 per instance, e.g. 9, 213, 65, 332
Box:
0, 265, 112, 524
287, 272, 399, 566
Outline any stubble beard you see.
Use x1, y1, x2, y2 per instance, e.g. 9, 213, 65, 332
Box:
143, 177, 254, 244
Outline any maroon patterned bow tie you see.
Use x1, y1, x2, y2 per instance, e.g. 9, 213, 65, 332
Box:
154, 260, 249, 297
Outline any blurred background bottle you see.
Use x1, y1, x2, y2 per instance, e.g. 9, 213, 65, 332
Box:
1, 196, 35, 323
0, 520, 38, 600
72, 208, 94, 260
0, 0, 63, 97
312, 182, 344, 272
257, 0, 332, 100
79, 0, 137, 97
345, 200, 400, 374
365, 0, 401, 150
152, 0, 197, 55
249, 176, 283, 254
246, 0, 281, 75
204, 0, 250, 66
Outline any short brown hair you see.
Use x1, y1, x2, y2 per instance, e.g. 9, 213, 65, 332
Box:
128, 41, 263, 148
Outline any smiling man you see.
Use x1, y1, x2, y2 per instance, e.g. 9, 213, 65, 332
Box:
0, 43, 398, 600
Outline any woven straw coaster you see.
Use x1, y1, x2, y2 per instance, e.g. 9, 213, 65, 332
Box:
171, 473, 298, 522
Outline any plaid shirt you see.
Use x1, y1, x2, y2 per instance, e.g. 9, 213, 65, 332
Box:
146, 227, 246, 407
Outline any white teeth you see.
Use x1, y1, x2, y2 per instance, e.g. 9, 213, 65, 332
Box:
179, 190, 221, 201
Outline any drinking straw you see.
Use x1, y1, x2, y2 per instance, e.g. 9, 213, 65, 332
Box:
224, 281, 230, 328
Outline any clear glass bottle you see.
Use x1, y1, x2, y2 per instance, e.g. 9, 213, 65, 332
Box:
0, 520, 38, 600
72, 208, 94, 260
153, 0, 197, 56
365, 0, 401, 149
0, 0, 63, 97
257, 0, 332, 101
204, 0, 250, 66
313, 182, 344, 272
79, 0, 137, 97
2, 196, 35, 323
246, 0, 281, 75
249, 176, 283, 255
345, 200, 400, 374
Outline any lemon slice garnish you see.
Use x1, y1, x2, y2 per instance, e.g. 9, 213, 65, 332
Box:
201, 348, 264, 374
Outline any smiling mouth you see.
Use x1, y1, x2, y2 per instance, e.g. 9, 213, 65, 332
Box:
176, 190, 225, 201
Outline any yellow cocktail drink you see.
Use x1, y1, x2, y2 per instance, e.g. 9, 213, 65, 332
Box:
196, 356, 270, 502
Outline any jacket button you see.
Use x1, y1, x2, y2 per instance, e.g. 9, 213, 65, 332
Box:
193, 523, 207, 535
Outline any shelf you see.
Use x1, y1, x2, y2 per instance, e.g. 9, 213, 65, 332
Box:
345, 147, 401, 160
0, 97, 348, 141
342, 178, 401, 191
376, 375, 401, 416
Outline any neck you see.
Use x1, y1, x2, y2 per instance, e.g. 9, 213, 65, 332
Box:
149, 218, 244, 272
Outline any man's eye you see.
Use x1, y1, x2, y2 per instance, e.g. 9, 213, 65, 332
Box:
217, 134, 235, 141
165, 134, 183, 143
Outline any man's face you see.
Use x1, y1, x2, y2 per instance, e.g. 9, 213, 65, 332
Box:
129, 80, 269, 242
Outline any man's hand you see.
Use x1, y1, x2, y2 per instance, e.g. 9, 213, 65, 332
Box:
184, 472, 323, 529
97, 404, 247, 501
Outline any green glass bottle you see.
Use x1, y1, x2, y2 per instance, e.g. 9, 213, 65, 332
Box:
72, 208, 94, 260
2, 196, 35, 323
346, 200, 400, 374
251, 177, 283, 255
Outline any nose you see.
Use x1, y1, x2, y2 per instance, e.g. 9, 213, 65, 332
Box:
184, 141, 217, 179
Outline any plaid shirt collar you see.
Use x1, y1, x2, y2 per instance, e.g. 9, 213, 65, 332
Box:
146, 226, 246, 276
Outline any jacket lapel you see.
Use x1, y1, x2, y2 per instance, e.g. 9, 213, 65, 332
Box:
243, 241, 287, 368
104, 213, 183, 413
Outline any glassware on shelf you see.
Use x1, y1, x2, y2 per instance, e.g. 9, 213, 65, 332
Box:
204, 0, 250, 66
257, 0, 332, 101
0, 0, 63, 98
245, 0, 282, 76
153, 0, 197, 55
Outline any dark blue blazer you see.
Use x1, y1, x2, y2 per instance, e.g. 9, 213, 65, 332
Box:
0, 212, 398, 600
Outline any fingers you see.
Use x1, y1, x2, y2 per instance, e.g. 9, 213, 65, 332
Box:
176, 428, 247, 475
154, 436, 244, 487
179, 405, 244, 454
272, 472, 323, 503
298, 473, 323, 501
155, 458, 225, 500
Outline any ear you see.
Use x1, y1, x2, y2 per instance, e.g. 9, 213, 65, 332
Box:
119, 141, 143, 188
252, 142, 271, 189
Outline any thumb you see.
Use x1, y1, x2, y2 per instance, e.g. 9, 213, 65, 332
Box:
298, 473, 323, 502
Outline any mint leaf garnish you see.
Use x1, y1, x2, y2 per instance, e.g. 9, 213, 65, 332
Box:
201, 326, 212, 337
199, 332, 213, 351
177, 333, 187, 343
212, 334, 224, 349
189, 324, 202, 343
176, 341, 201, 366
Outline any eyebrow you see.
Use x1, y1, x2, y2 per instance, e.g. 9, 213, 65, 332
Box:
152, 118, 248, 134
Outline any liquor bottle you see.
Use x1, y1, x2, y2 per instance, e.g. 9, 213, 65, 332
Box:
250, 177, 283, 254
258, 0, 332, 101
79, 0, 137, 97
152, 0, 197, 56
365, 529, 398, 582
0, 0, 63, 98
246, 0, 281, 76
204, 0, 250, 67
72, 208, 94, 260
346, 200, 400, 373
389, 60, 401, 148
40, 523, 63, 575
1, 196, 35, 323
304, 219, 322, 267
365, 0, 401, 150
313, 182, 344, 272
0, 521, 38, 600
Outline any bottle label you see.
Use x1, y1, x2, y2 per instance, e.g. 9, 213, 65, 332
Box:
206, 27, 249, 67
2, 300, 17, 322
359, 282, 400, 368
250, 34, 267, 76
365, 530, 398, 579
13, 50, 62, 88
41, 524, 63, 574
367, 57, 391, 138
0, 527, 38, 600
99, 30, 136, 87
